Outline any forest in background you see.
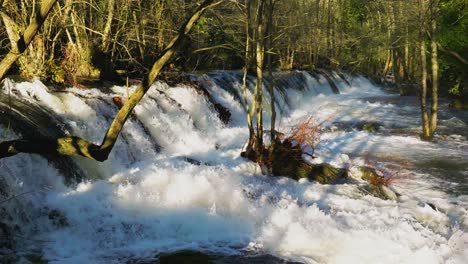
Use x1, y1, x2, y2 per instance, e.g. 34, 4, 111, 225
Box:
0, 0, 466, 99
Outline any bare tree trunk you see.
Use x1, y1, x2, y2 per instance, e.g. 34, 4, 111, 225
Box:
420, 39, 430, 138
419, 0, 430, 139
254, 0, 265, 158
0, 0, 222, 160
266, 0, 276, 153
242, 0, 255, 150
101, 0, 116, 53
429, 0, 438, 135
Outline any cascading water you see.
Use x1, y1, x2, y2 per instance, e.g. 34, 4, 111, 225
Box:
0, 71, 467, 263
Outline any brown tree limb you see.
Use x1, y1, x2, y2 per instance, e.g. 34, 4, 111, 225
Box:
437, 43, 468, 65
0, 0, 222, 161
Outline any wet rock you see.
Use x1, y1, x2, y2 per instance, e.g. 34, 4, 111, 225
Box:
357, 166, 398, 200
309, 163, 348, 184
449, 99, 468, 110
359, 122, 380, 133
0, 222, 14, 249
213, 103, 231, 124
48, 209, 69, 227
25, 253, 48, 264
0, 176, 9, 197
159, 250, 211, 264
0, 252, 18, 264
132, 250, 303, 264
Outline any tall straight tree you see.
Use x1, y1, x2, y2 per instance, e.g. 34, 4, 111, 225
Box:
418, 0, 440, 140
243, 0, 267, 163
429, 0, 439, 135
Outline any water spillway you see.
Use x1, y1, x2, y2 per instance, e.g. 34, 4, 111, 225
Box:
0, 72, 467, 263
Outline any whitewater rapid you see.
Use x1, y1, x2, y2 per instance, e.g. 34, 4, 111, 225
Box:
1, 72, 467, 263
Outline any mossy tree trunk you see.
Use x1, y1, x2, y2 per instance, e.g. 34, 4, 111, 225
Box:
0, 0, 57, 80
0, 0, 223, 161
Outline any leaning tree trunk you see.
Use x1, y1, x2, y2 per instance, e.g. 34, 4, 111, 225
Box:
0, 0, 58, 80
0, 0, 222, 160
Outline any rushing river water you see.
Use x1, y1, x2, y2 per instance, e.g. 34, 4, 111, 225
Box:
0, 71, 467, 263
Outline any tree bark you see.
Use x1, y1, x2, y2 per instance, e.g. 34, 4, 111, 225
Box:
429, 0, 438, 135
420, 39, 430, 138
0, 0, 58, 81
242, 0, 255, 148
254, 0, 265, 157
419, 0, 430, 139
266, 0, 276, 154
0, 0, 222, 160
101, 0, 116, 53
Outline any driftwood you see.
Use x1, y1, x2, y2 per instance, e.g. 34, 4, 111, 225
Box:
0, 0, 223, 161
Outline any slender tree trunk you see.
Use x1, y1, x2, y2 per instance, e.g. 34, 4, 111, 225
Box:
242, 0, 255, 151
254, 0, 265, 158
267, 0, 276, 154
429, 1, 438, 135
420, 39, 430, 138
101, 0, 115, 52
419, 0, 430, 139
0, 0, 222, 160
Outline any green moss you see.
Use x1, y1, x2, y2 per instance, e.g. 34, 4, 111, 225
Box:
359, 166, 379, 181
449, 99, 468, 110
359, 122, 380, 133
296, 165, 311, 179
47, 61, 65, 84
312, 164, 347, 184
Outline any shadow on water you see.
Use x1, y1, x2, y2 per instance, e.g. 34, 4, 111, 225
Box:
321, 89, 468, 195
0, 93, 85, 184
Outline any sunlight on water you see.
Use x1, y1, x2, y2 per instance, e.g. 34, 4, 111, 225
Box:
1, 72, 467, 263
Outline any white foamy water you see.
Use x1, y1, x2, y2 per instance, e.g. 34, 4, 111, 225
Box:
1, 72, 467, 263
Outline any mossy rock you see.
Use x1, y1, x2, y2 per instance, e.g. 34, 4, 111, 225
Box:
357, 122, 380, 133
358, 166, 380, 181
310, 163, 347, 184
48, 209, 69, 228
360, 184, 397, 201
398, 83, 417, 96
357, 166, 398, 200
0, 222, 14, 249
449, 99, 468, 110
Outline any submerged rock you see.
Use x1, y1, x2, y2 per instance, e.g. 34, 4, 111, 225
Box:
0, 222, 14, 250
449, 98, 468, 110
356, 166, 399, 200
132, 250, 303, 264
309, 163, 348, 184
48, 209, 69, 228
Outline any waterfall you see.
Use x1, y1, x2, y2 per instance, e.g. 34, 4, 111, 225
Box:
0, 72, 467, 263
